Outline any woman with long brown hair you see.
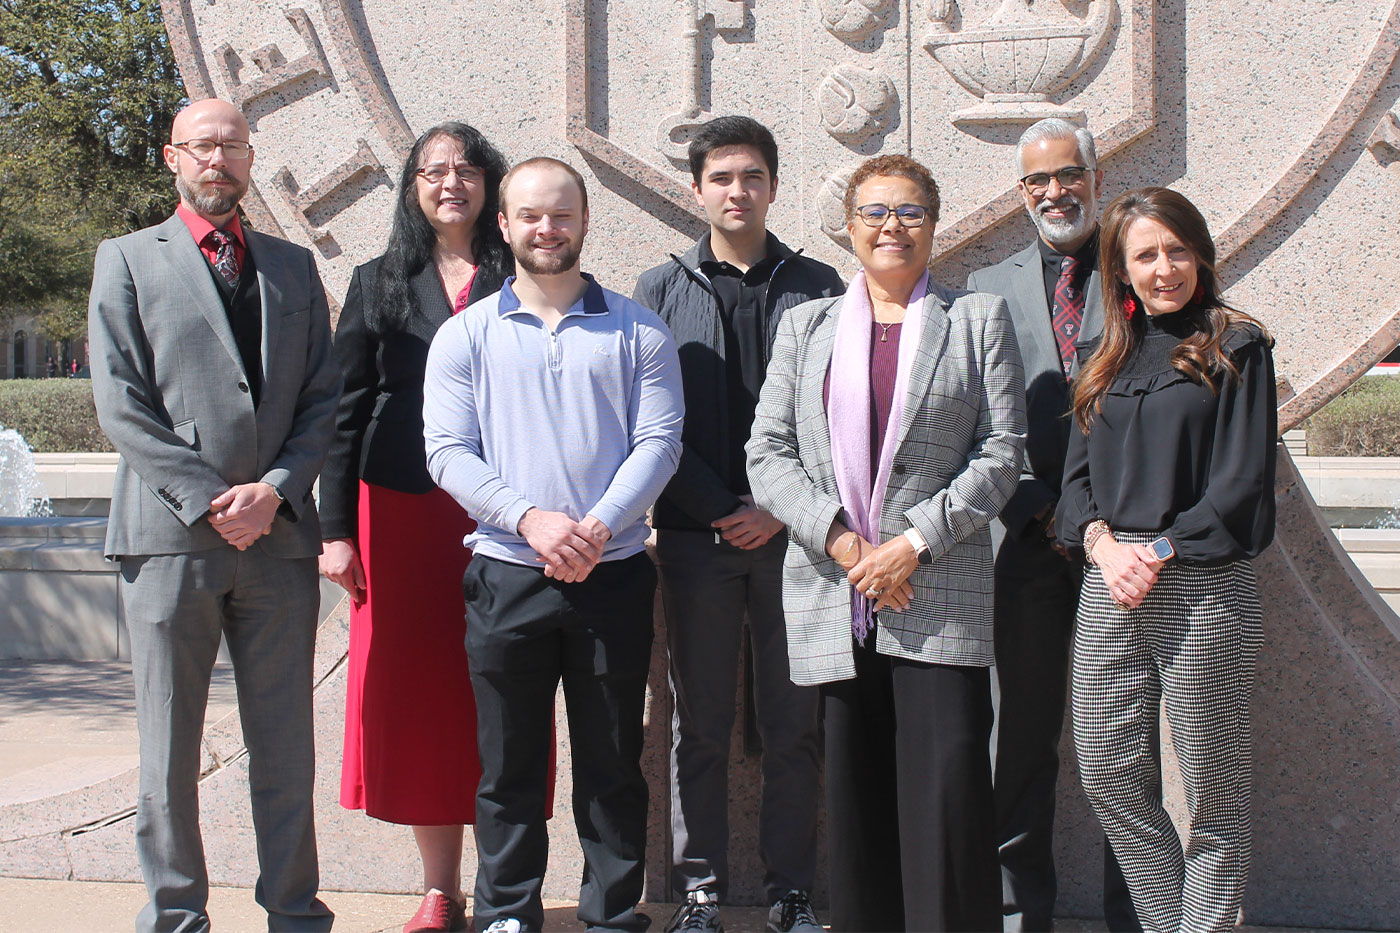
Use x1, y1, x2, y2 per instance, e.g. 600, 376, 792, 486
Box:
1056, 186, 1277, 933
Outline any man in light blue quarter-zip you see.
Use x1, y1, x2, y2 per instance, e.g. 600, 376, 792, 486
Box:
424, 157, 684, 933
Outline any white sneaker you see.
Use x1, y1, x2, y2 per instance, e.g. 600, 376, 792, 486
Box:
482, 919, 524, 933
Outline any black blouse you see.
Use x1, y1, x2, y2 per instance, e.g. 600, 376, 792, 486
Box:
1056, 310, 1277, 565
319, 257, 507, 540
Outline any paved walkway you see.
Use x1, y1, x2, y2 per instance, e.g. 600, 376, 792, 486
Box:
0, 661, 1385, 932
0, 659, 237, 805
1, 877, 1367, 933
0, 878, 777, 932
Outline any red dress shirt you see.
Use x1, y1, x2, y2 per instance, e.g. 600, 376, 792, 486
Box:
175, 204, 247, 276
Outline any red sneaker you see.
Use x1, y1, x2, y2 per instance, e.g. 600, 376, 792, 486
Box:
404, 889, 469, 932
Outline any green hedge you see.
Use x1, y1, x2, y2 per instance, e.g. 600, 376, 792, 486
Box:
1305, 375, 1400, 457
0, 379, 113, 453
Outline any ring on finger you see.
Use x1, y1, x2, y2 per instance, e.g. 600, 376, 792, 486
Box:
867, 587, 881, 598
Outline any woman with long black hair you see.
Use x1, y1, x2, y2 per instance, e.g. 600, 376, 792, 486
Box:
318, 122, 514, 933
1057, 186, 1277, 933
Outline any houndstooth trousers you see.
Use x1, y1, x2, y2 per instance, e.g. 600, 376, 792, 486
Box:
1071, 534, 1263, 933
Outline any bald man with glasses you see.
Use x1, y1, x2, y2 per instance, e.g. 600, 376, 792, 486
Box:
89, 97, 341, 932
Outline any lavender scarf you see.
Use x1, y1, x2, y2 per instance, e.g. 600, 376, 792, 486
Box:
827, 269, 929, 642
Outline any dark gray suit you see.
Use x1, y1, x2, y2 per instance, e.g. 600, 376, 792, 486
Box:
971, 241, 1146, 932
89, 214, 341, 932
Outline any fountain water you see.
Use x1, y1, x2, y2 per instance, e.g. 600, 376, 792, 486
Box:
0, 425, 54, 517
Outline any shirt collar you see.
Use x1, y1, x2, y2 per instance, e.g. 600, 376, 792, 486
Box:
1037, 227, 1099, 270
696, 231, 784, 280
176, 203, 246, 249
497, 272, 610, 319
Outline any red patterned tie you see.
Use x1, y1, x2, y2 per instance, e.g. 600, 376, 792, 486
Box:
207, 229, 240, 289
1051, 255, 1083, 378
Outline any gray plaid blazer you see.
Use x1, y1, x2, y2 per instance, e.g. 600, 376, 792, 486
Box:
746, 281, 1027, 685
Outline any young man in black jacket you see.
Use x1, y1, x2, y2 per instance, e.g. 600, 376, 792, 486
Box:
634, 116, 844, 933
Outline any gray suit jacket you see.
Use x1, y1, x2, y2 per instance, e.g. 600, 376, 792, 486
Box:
89, 214, 342, 560
967, 241, 1104, 537
746, 282, 1027, 685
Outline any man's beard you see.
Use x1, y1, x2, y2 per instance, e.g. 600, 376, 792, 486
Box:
176, 170, 246, 217
512, 238, 582, 276
1030, 192, 1096, 249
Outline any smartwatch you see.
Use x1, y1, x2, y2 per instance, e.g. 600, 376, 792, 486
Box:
1148, 535, 1175, 562
904, 528, 934, 565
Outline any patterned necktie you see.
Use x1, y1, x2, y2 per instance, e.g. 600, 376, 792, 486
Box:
1051, 254, 1083, 378
207, 229, 240, 289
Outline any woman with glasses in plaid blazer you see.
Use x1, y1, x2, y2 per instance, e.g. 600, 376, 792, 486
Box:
746, 154, 1027, 932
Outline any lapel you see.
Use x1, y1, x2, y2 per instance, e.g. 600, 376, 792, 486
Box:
248, 230, 285, 379
1009, 242, 1063, 378
157, 215, 245, 375
890, 284, 952, 456
799, 301, 839, 481
1080, 266, 1106, 346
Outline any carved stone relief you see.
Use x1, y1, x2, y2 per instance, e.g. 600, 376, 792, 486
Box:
816, 64, 899, 144
818, 0, 900, 42
815, 167, 858, 247
213, 7, 330, 113
923, 0, 1115, 125
654, 0, 750, 162
1369, 108, 1400, 162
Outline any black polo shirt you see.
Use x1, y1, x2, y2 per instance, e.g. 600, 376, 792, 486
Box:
697, 239, 783, 495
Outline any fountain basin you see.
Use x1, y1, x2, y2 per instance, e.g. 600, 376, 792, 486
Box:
0, 517, 123, 660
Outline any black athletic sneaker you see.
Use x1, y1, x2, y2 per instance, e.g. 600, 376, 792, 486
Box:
766, 890, 823, 932
666, 889, 723, 932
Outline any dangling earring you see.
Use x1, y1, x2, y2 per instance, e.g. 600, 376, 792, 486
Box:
1192, 282, 1205, 305
1122, 296, 1137, 319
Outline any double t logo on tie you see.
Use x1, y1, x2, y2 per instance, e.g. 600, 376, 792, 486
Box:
207, 229, 240, 290
1051, 255, 1083, 378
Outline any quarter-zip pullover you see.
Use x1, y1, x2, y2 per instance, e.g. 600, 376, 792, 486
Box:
424, 274, 685, 565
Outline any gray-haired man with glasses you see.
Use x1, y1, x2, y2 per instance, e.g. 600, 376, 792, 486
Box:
967, 118, 1152, 932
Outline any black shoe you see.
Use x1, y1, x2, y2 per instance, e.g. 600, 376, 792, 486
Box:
666, 890, 723, 932
766, 890, 822, 932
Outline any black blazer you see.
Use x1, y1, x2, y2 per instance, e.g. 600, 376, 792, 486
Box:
319, 257, 507, 540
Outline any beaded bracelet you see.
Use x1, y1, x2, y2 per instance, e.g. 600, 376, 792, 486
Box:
1082, 519, 1111, 566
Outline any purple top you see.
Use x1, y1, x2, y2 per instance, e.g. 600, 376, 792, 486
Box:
824, 321, 904, 488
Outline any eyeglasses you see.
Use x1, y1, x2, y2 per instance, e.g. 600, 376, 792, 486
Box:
174, 139, 253, 160
416, 163, 485, 185
1019, 166, 1090, 196
854, 203, 929, 228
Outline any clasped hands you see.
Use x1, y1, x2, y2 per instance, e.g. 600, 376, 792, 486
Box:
825, 524, 917, 613
518, 508, 612, 583
1090, 534, 1165, 610
208, 482, 280, 551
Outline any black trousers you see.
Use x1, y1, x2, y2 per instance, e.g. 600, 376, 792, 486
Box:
821, 639, 1001, 932
656, 530, 820, 903
992, 528, 1151, 932
464, 553, 656, 933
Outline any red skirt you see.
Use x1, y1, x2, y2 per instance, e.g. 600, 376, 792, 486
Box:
339, 481, 483, 824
